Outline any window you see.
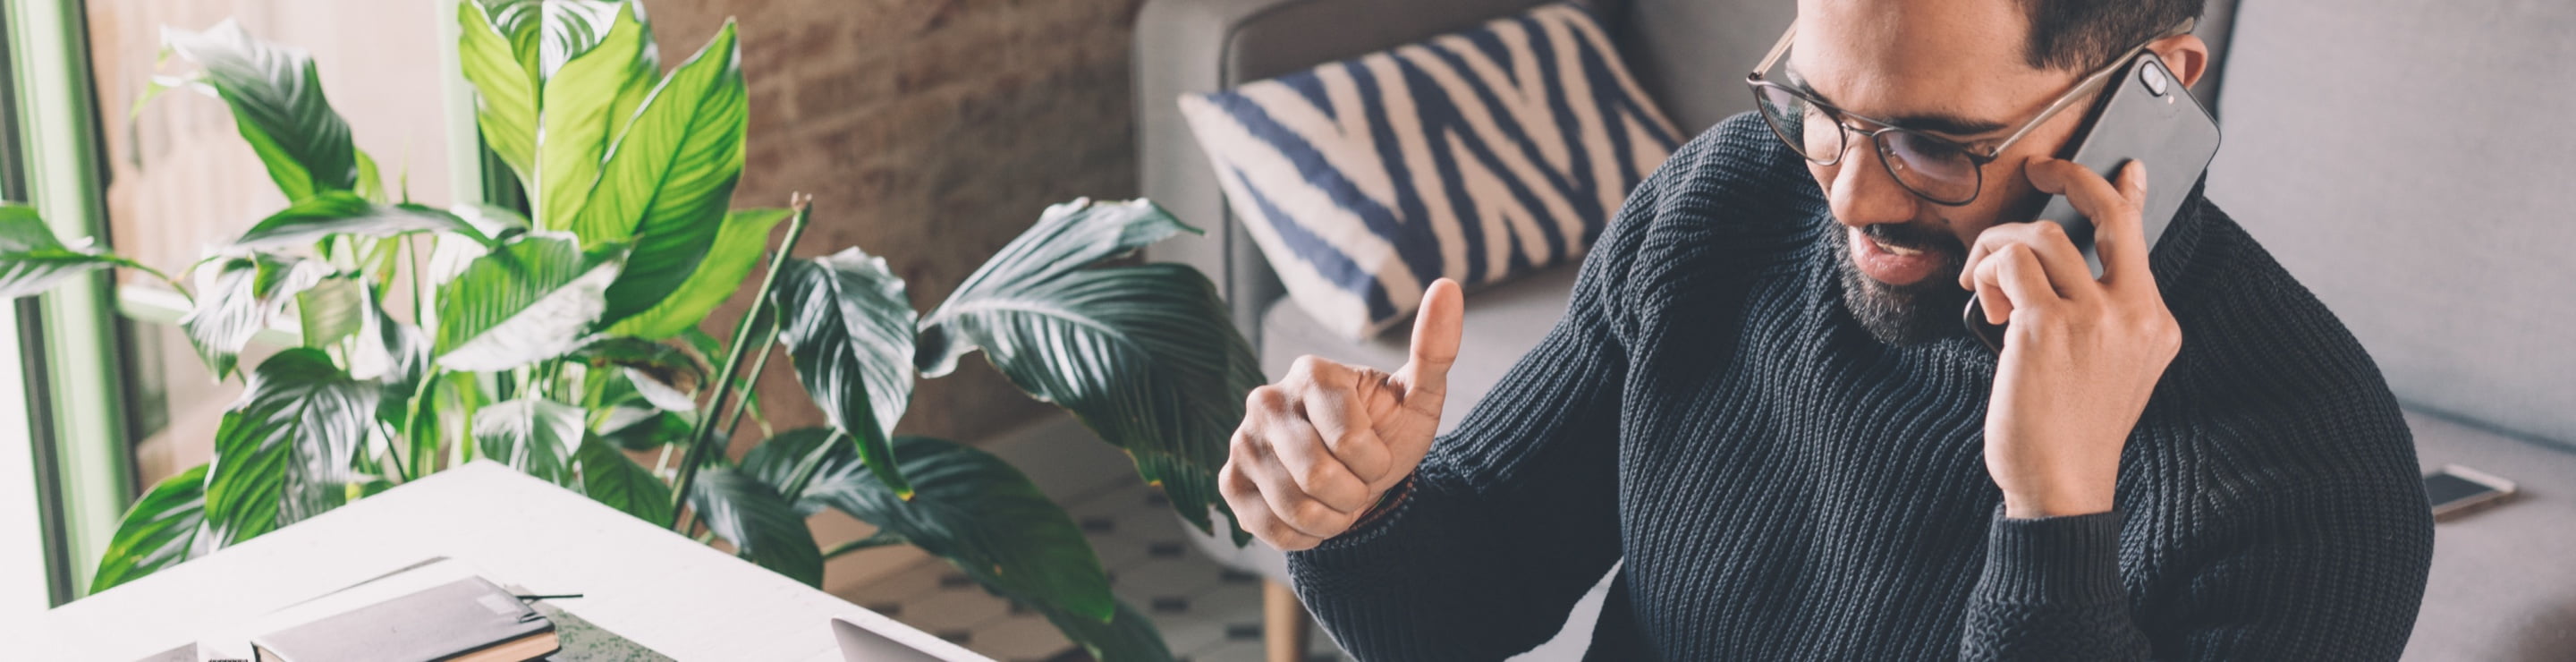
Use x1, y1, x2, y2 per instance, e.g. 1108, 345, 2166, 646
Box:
84, 1, 462, 502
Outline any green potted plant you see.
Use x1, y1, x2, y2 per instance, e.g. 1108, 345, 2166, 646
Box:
0, 2, 1254, 658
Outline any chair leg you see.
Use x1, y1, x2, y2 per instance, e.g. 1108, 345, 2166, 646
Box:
1265, 579, 1310, 662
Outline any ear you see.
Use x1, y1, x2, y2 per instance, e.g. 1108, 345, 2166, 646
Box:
2148, 34, 2211, 89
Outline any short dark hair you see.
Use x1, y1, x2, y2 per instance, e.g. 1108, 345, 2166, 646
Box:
2019, 0, 2205, 72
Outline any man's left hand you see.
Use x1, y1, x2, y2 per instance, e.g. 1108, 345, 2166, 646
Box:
1960, 157, 2182, 519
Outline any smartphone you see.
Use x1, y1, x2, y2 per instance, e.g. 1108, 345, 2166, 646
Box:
1965, 53, 2223, 352
2425, 464, 2517, 521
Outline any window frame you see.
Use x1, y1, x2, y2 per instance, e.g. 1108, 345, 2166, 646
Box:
4, 0, 493, 604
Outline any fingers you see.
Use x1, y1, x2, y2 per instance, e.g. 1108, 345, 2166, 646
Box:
1222, 383, 1377, 550
1220, 459, 1322, 550
1962, 221, 2094, 301
1283, 356, 1394, 482
1971, 243, 2056, 326
1396, 279, 1464, 405
2025, 157, 2153, 290
2093, 162, 2153, 289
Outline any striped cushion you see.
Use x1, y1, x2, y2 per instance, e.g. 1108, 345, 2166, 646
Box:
1176, 2, 1681, 340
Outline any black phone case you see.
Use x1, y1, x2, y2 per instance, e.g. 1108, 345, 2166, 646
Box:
1966, 55, 2223, 352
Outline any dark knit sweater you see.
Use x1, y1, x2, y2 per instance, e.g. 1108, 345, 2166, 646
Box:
1285, 113, 2436, 661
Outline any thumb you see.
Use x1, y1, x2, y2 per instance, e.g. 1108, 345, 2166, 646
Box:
1397, 278, 1464, 405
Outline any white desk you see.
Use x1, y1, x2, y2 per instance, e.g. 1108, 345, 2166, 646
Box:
22, 461, 987, 662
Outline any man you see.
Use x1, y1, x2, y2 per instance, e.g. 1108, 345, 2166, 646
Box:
1216, 0, 2436, 659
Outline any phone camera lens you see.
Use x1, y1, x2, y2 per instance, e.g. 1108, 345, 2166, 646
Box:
2140, 64, 2170, 96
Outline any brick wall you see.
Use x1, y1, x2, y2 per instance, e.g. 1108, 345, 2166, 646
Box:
641, 0, 1151, 446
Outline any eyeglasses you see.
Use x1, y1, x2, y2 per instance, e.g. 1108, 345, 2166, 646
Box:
1743, 19, 2192, 206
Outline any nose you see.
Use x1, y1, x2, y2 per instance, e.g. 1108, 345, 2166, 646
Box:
1825, 132, 1919, 229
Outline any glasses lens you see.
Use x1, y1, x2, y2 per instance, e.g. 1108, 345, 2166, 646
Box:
1876, 131, 1981, 204
1755, 84, 1842, 164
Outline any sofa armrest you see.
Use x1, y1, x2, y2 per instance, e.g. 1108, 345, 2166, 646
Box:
1133, 0, 1558, 347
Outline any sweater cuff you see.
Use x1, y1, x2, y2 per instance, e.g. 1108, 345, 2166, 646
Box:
1287, 469, 1442, 581
1975, 505, 2126, 606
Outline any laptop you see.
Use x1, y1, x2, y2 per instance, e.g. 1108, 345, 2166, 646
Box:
832, 615, 991, 662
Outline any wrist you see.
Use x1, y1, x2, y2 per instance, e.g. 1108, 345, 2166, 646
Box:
2001, 488, 2113, 519
1343, 473, 1416, 533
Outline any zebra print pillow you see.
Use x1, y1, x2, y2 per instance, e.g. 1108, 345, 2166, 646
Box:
1177, 2, 1680, 340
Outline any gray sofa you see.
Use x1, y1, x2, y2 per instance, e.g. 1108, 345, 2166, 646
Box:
1134, 0, 2573, 658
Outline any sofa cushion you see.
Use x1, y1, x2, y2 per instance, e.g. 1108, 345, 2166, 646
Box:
1175, 2, 1679, 340
2403, 411, 2576, 659
2204, 1, 2576, 443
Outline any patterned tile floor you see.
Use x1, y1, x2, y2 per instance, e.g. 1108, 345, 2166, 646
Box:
816, 415, 1358, 662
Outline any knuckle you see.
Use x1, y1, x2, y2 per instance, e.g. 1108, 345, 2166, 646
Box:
1250, 385, 1290, 411
1228, 430, 1260, 460
1259, 516, 1304, 544
1293, 500, 1353, 535
1293, 459, 1335, 491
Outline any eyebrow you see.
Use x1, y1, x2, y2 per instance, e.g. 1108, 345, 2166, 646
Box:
1783, 69, 2012, 138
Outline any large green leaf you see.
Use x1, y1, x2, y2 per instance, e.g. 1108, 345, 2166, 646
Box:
570, 335, 705, 412
1038, 598, 1174, 662
198, 349, 374, 553
575, 22, 747, 312
474, 398, 584, 487
743, 432, 1111, 622
294, 275, 366, 349
574, 434, 672, 522
433, 233, 621, 371
163, 21, 356, 201
353, 149, 388, 204
772, 249, 915, 497
916, 199, 1259, 543
181, 253, 325, 378
600, 207, 787, 338
90, 464, 208, 593
536, 0, 653, 231
0, 204, 135, 300
596, 404, 693, 450
369, 305, 432, 427
457, 1, 538, 191
231, 191, 487, 250
686, 466, 824, 587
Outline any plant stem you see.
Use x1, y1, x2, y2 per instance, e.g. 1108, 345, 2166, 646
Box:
668, 194, 814, 530
822, 530, 909, 559
379, 420, 413, 483
716, 312, 780, 441
402, 367, 441, 479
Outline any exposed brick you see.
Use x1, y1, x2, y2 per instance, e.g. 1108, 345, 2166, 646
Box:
648, 0, 1146, 446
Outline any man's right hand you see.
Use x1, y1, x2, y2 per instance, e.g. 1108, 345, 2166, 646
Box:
1222, 279, 1465, 551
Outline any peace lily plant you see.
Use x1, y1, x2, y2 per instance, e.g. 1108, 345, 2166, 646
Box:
0, 2, 1258, 658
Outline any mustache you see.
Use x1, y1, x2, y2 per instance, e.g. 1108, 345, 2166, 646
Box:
1860, 222, 1965, 255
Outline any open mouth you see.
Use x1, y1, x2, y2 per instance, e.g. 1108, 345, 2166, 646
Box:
1846, 225, 1956, 286
1869, 235, 1926, 257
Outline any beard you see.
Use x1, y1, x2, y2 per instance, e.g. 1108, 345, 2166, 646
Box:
1826, 220, 1971, 346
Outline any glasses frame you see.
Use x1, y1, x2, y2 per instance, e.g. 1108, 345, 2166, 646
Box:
1744, 18, 2193, 206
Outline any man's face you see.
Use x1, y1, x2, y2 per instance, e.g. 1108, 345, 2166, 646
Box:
1789, 0, 2097, 344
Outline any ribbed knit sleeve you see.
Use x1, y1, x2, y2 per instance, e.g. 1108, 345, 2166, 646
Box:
1961, 508, 2155, 659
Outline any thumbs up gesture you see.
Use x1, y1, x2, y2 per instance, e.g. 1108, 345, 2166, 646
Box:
1222, 279, 1465, 550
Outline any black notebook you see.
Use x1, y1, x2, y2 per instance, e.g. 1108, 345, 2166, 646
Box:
249, 576, 558, 662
